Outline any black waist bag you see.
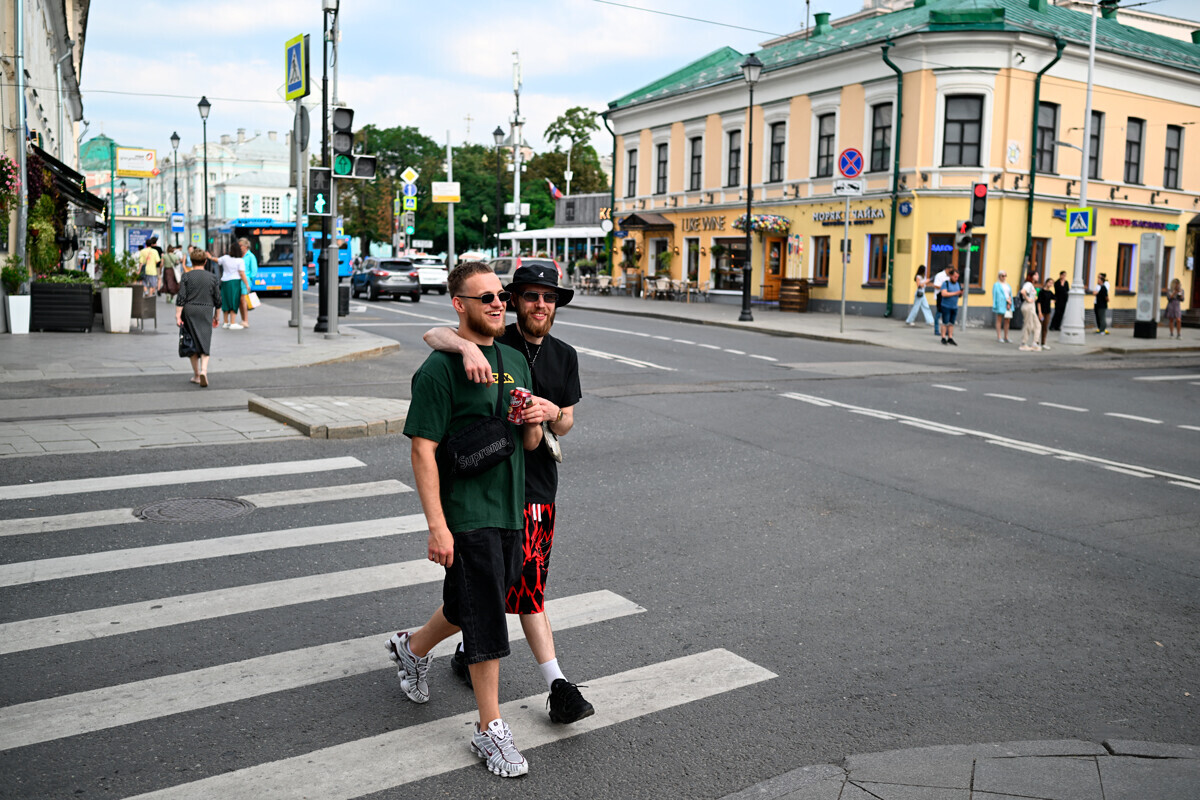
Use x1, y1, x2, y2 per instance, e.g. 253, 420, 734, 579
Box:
437, 346, 515, 479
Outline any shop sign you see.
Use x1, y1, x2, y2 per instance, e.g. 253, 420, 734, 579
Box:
787, 234, 804, 255
1110, 218, 1179, 232
812, 207, 886, 226
681, 215, 727, 232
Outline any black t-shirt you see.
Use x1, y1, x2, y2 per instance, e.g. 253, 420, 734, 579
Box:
1037, 288, 1053, 315
498, 323, 581, 504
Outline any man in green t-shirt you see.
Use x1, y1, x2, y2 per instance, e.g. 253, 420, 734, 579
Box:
389, 261, 547, 779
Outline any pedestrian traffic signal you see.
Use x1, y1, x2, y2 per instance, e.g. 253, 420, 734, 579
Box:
955, 220, 973, 250
970, 182, 988, 228
404, 211, 415, 236
308, 166, 332, 217
332, 107, 355, 177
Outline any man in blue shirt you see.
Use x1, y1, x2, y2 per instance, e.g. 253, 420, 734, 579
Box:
940, 268, 963, 346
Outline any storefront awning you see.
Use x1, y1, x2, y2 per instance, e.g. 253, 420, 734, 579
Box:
31, 144, 107, 214
616, 212, 674, 230
499, 225, 608, 240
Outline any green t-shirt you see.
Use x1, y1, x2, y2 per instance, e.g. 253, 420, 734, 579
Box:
404, 342, 531, 533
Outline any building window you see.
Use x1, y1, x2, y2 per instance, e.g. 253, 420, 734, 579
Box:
1036, 102, 1058, 174
961, 234, 985, 289
625, 149, 637, 197
655, 143, 668, 195
686, 237, 700, 280
942, 95, 983, 167
812, 236, 830, 283
929, 232, 984, 288
1088, 111, 1103, 180
1162, 246, 1174, 292
689, 137, 703, 191
1164, 125, 1182, 190
727, 130, 741, 187
565, 200, 575, 222
262, 195, 280, 216
1083, 240, 1096, 289
1031, 238, 1049, 278
928, 234, 955, 281
816, 114, 835, 177
870, 103, 892, 172
768, 123, 786, 183
1116, 243, 1135, 290
1124, 118, 1144, 184
867, 234, 888, 286
240, 195, 251, 214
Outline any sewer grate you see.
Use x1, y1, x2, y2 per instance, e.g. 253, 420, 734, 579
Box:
135, 497, 257, 523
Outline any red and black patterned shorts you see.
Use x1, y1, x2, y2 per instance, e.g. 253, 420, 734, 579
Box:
505, 503, 555, 615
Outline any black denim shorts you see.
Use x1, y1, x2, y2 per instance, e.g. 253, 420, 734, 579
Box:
442, 527, 523, 664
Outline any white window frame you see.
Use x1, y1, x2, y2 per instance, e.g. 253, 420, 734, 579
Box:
721, 114, 743, 190
651, 127, 671, 196
762, 103, 789, 184
810, 91, 841, 181
625, 145, 640, 198
862, 81, 897, 175
933, 71, 996, 172
684, 118, 706, 192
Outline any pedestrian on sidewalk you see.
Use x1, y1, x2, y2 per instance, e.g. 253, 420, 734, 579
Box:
237, 237, 258, 328
390, 261, 547, 779
905, 265, 935, 326
1038, 276, 1055, 350
1092, 272, 1110, 334
932, 266, 949, 338
940, 268, 962, 345
423, 263, 594, 726
992, 270, 1013, 343
137, 236, 161, 297
1018, 271, 1043, 351
176, 248, 220, 387
1164, 278, 1184, 339
213, 241, 249, 330
160, 245, 181, 302
1050, 270, 1069, 331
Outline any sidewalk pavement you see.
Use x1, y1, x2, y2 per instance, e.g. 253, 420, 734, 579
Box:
721, 739, 1199, 800
568, 292, 1200, 357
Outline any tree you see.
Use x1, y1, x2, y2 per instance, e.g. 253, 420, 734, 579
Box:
545, 107, 601, 151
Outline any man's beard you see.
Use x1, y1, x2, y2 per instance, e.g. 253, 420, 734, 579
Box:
517, 303, 555, 338
464, 304, 506, 338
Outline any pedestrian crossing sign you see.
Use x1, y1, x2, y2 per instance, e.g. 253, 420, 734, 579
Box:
402, 196, 417, 211
1066, 207, 1094, 237
285, 34, 309, 101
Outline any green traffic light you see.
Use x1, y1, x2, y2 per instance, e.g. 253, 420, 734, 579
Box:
334, 154, 353, 176
405, 226, 415, 235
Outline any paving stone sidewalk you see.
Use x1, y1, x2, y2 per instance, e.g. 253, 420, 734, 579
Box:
721, 739, 1199, 800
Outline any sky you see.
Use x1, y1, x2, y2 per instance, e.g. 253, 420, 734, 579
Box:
78, 0, 1200, 160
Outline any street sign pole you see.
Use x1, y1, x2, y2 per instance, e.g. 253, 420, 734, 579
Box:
841, 193, 849, 333
836, 148, 864, 334
324, 6, 341, 339
291, 97, 303, 340
446, 131, 456, 269
1061, 2, 1097, 347
961, 239, 972, 333
315, 8, 331, 334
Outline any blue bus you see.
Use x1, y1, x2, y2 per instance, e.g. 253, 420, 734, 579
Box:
215, 218, 308, 296
305, 231, 351, 283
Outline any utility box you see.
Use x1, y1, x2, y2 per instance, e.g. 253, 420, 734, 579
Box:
1134, 232, 1162, 339
338, 284, 349, 317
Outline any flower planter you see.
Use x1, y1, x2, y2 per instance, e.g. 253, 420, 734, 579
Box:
5, 295, 31, 334
101, 286, 133, 333
30, 282, 94, 332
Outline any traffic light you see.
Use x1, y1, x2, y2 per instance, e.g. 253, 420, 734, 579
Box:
403, 211, 415, 236
352, 155, 377, 180
970, 182, 988, 228
955, 220, 973, 250
332, 107, 354, 177
308, 166, 331, 216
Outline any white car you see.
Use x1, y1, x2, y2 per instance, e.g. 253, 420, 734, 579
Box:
409, 256, 448, 295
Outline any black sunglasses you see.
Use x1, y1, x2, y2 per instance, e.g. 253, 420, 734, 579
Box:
456, 291, 511, 304
519, 290, 558, 304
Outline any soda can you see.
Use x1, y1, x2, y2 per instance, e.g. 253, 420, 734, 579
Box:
507, 387, 533, 423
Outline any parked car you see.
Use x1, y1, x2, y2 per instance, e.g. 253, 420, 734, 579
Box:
488, 256, 562, 282
409, 256, 448, 294
350, 257, 421, 302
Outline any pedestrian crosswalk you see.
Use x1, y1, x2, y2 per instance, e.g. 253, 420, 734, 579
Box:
0, 451, 775, 796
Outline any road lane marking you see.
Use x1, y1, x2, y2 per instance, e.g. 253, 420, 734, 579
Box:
0, 480, 413, 539
1104, 412, 1162, 424
652, 335, 672, 340
896, 420, 965, 436
574, 346, 675, 371
748, 354, 779, 362
1039, 402, 1089, 412
985, 393, 1027, 402
696, 343, 721, 350
1132, 374, 1200, 381
1169, 481, 1200, 491
0, 591, 644, 751
346, 303, 454, 324
779, 391, 1200, 488
931, 384, 967, 392
847, 409, 895, 420
0, 561, 444, 655
724, 349, 746, 354
988, 440, 1055, 455
673, 338, 695, 344
125, 649, 776, 800
1104, 466, 1154, 478
1179, 425, 1200, 433
0, 514, 427, 587
0, 457, 364, 502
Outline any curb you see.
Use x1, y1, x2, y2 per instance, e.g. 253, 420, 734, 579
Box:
247, 396, 410, 439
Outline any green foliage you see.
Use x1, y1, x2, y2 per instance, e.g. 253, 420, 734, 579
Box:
34, 269, 91, 284
545, 107, 600, 151
97, 250, 136, 288
656, 250, 673, 276
27, 195, 60, 275
1, 255, 28, 294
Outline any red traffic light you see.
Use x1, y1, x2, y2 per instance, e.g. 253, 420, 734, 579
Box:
973, 183, 988, 198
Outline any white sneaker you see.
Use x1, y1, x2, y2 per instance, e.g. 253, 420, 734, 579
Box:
385, 631, 430, 703
471, 718, 529, 778
229, 323, 244, 330
221, 322, 230, 329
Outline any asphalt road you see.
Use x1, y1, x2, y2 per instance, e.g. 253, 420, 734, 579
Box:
2, 292, 1197, 799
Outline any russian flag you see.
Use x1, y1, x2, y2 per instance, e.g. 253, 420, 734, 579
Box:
546, 178, 564, 199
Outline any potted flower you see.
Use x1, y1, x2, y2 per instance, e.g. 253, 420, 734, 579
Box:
2, 255, 30, 335
97, 251, 136, 333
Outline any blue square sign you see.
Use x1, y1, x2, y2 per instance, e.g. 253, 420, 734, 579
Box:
1066, 207, 1094, 237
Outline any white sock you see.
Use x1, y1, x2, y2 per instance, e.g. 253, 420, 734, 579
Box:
539, 658, 566, 689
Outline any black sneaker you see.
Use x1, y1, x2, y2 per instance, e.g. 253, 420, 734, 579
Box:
941, 337, 947, 345
547, 678, 594, 724
948, 338, 958, 346
450, 644, 473, 688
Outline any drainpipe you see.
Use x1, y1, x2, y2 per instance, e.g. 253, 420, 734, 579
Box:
602, 111, 617, 277
14, 0, 29, 264
881, 40, 904, 317
1022, 37, 1064, 274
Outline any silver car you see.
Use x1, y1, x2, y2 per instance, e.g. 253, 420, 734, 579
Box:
410, 256, 448, 295
350, 258, 421, 302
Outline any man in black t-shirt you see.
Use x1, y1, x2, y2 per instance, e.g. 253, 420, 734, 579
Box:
424, 263, 593, 725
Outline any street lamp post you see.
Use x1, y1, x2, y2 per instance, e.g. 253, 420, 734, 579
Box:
197, 96, 211, 253
738, 54, 762, 323
493, 125, 505, 256
170, 131, 180, 247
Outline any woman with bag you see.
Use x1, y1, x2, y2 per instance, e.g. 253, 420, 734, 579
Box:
1165, 278, 1185, 339
176, 248, 221, 387
992, 270, 1013, 343
237, 237, 259, 327
1018, 271, 1043, 352
213, 241, 249, 330
904, 265, 935, 326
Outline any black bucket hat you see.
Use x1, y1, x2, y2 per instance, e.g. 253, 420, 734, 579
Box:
504, 264, 574, 307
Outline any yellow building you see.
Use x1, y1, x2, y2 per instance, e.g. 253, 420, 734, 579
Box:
604, 0, 1200, 325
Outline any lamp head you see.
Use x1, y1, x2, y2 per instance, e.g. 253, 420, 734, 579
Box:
170, 131, 180, 150
197, 96, 211, 120
493, 126, 505, 146
741, 54, 763, 86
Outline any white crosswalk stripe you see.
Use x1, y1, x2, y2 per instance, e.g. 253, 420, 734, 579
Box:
126, 650, 776, 800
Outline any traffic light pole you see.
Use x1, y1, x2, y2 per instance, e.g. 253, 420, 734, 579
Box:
315, 5, 331, 334
291, 97, 304, 342
325, 4, 341, 338
961, 239, 973, 332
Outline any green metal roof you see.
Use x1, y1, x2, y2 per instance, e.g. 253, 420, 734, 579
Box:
608, 0, 1200, 111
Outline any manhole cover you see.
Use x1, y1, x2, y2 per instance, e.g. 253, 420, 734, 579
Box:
135, 497, 257, 523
